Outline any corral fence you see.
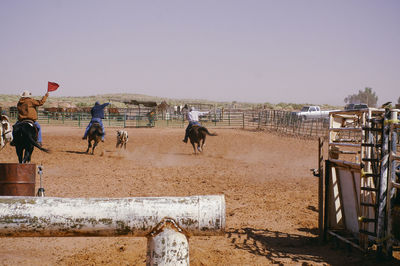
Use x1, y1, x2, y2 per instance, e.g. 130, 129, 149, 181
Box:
4, 108, 329, 138
319, 108, 400, 257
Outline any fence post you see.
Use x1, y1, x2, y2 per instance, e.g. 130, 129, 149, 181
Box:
310, 120, 314, 136
78, 113, 81, 127
123, 113, 126, 128
242, 113, 245, 129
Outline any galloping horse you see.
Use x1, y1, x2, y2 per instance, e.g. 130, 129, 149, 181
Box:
188, 125, 217, 154
0, 115, 13, 150
12, 121, 49, 163
86, 122, 103, 154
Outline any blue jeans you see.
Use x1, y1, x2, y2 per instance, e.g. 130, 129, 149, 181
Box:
84, 118, 105, 140
184, 121, 201, 140
34, 121, 42, 143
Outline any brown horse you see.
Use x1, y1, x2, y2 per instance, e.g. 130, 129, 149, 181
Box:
86, 122, 103, 154
188, 125, 217, 154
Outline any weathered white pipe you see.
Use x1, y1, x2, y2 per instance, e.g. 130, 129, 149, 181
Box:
0, 195, 225, 237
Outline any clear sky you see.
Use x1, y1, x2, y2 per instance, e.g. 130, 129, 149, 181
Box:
0, 0, 399, 105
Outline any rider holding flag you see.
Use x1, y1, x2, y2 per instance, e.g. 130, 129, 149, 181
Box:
11, 82, 58, 147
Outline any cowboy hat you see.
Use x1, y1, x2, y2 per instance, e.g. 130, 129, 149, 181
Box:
20, 90, 32, 98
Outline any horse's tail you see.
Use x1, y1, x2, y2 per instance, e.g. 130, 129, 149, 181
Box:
200, 127, 217, 136
27, 132, 50, 153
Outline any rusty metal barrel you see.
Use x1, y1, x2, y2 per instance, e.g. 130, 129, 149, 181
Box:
0, 163, 36, 196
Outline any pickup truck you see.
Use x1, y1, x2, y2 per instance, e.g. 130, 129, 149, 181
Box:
296, 106, 334, 120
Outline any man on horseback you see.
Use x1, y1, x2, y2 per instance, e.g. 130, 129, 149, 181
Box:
182, 106, 209, 143
11, 90, 48, 147
82, 101, 110, 142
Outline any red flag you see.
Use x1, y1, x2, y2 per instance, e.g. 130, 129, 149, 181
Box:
48, 82, 59, 92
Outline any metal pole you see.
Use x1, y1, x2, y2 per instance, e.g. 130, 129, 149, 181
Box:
323, 160, 331, 242
377, 110, 390, 253
36, 165, 45, 197
385, 110, 398, 256
318, 138, 324, 240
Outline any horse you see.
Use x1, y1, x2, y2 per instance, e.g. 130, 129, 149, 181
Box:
0, 115, 13, 150
86, 122, 103, 154
188, 125, 217, 154
12, 121, 49, 163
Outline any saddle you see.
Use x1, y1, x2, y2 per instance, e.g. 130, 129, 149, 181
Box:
19, 119, 35, 127
15, 120, 39, 138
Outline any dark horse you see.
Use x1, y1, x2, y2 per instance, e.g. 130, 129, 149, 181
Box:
12, 121, 49, 163
188, 125, 217, 154
86, 122, 103, 154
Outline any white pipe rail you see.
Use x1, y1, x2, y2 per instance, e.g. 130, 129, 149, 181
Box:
0, 195, 225, 265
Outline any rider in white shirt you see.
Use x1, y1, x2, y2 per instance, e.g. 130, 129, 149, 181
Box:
182, 107, 209, 143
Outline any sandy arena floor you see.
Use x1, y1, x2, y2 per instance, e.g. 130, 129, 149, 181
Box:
0, 126, 398, 265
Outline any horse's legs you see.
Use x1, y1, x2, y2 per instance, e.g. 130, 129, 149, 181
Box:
200, 136, 207, 151
92, 141, 98, 155
86, 140, 91, 153
16, 146, 24, 163
191, 141, 196, 154
24, 146, 34, 163
123, 142, 127, 149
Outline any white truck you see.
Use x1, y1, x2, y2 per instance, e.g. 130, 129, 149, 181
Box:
296, 105, 334, 120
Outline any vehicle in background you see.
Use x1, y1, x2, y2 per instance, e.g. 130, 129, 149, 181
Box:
296, 105, 336, 120
344, 103, 368, 111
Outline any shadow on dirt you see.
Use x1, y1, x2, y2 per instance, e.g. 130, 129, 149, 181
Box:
64, 150, 89, 155
226, 227, 398, 265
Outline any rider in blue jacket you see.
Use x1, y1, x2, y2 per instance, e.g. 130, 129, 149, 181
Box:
82, 101, 110, 141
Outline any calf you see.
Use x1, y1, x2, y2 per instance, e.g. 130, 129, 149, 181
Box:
116, 130, 128, 149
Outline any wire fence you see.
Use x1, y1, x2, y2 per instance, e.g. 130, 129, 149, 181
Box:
5, 109, 329, 138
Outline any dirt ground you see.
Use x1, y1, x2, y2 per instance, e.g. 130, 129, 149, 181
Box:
0, 126, 399, 265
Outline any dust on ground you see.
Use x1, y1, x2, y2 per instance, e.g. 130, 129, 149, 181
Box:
0, 126, 398, 265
